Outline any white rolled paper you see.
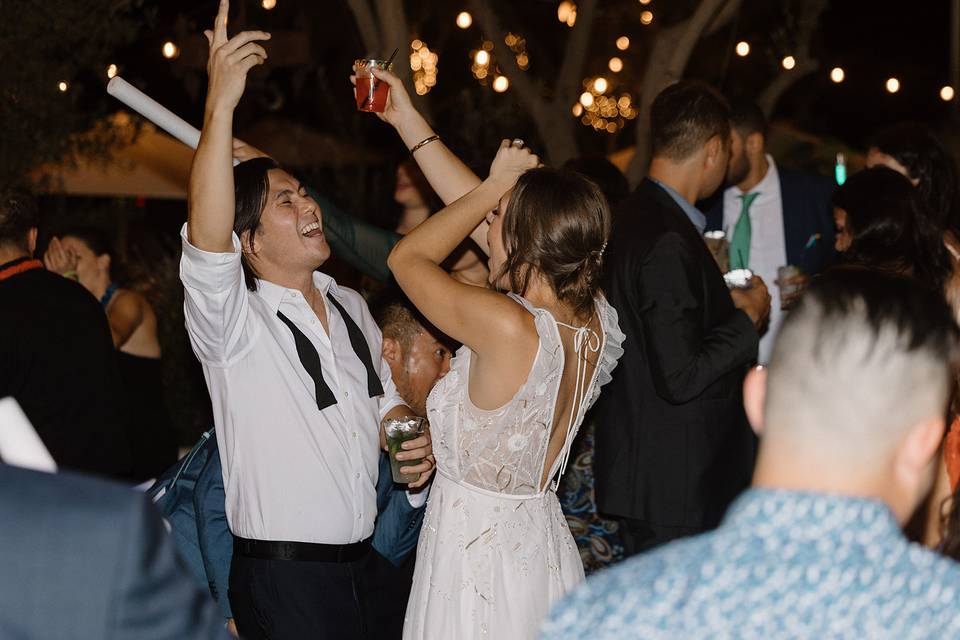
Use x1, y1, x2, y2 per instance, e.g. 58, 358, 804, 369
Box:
107, 76, 239, 165
0, 397, 57, 473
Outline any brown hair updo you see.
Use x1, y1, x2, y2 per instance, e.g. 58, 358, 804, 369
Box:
496, 167, 611, 318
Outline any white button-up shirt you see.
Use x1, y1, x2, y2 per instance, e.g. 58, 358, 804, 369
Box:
722, 155, 787, 365
179, 226, 404, 544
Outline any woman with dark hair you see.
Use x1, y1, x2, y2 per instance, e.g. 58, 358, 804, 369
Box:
43, 226, 176, 482
867, 123, 959, 238
832, 166, 953, 293
367, 71, 624, 638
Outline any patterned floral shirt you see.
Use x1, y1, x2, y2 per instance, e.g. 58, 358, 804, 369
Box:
541, 488, 960, 639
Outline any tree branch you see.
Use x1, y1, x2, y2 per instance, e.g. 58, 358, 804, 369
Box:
554, 0, 599, 107
758, 61, 818, 117
668, 0, 741, 76
467, 0, 548, 122
345, 0, 381, 53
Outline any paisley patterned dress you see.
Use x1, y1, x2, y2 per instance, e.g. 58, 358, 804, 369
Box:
402, 293, 624, 639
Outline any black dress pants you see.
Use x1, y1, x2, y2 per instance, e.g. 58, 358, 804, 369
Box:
228, 547, 373, 640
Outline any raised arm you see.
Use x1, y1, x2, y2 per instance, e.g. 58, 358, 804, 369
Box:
360, 70, 491, 256
387, 141, 538, 352
187, 0, 269, 252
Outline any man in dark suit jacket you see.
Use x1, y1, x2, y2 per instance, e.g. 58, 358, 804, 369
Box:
0, 190, 132, 479
703, 102, 836, 363
594, 82, 771, 557
0, 462, 228, 639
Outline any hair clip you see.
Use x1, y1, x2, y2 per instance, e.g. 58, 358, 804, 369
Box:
598, 240, 608, 259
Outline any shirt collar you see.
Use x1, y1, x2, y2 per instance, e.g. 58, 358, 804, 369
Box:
650, 178, 707, 234
255, 271, 338, 312
723, 487, 901, 543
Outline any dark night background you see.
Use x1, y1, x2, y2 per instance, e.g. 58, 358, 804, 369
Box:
4, 0, 958, 444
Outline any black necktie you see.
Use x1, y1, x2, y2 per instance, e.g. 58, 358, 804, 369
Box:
275, 293, 384, 411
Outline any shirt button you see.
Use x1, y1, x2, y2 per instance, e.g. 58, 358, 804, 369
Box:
355, 472, 361, 479
344, 391, 350, 398
352, 431, 358, 439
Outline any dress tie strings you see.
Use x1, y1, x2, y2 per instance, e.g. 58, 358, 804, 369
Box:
550, 320, 602, 491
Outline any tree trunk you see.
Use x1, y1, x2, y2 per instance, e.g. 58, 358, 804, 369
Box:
757, 0, 829, 118
625, 0, 742, 187
468, 0, 597, 165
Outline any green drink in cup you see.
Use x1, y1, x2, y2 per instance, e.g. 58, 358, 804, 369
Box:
383, 416, 426, 484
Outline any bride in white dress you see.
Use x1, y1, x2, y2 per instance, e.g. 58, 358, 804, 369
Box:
374, 72, 624, 640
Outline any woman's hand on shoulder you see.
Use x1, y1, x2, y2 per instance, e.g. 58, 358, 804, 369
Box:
42, 237, 78, 276
203, 0, 270, 115
485, 139, 539, 196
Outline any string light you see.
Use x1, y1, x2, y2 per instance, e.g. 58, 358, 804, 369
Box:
261, 0, 276, 9
505, 32, 530, 70
593, 77, 608, 93
57, 81, 68, 92
640, 11, 653, 25
638, 0, 651, 4
781, 55, 796, 70
608, 57, 623, 73
886, 77, 900, 93
557, 1, 577, 27
162, 41, 179, 59
942, 86, 956, 101
735, 41, 750, 57
475, 50, 490, 66
830, 67, 845, 83
456, 11, 472, 29
492, 75, 509, 92
616, 36, 630, 51
410, 40, 439, 95
106, 64, 118, 79
579, 91, 594, 107
572, 103, 584, 116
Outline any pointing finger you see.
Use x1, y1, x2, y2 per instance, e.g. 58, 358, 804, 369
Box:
213, 0, 229, 47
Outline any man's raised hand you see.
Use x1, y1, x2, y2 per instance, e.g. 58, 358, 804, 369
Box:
202, 0, 270, 114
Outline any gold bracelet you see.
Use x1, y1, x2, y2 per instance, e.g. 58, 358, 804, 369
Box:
409, 134, 440, 154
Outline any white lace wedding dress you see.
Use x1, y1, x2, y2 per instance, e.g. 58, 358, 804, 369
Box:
402, 293, 624, 640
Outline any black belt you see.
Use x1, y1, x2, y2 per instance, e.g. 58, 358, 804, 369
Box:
234, 536, 371, 563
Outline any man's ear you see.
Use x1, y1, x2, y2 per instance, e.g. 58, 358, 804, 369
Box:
746, 132, 765, 156
27, 228, 38, 256
743, 366, 767, 436
381, 337, 402, 366
895, 414, 945, 488
239, 229, 258, 256
97, 252, 111, 274
704, 134, 724, 166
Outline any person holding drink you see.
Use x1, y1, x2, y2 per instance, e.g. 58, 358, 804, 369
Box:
358, 67, 624, 639
182, 3, 434, 638
704, 102, 836, 364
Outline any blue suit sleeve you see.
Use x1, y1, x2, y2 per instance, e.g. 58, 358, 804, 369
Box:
195, 449, 234, 619
372, 454, 426, 566
112, 495, 230, 639
307, 186, 401, 283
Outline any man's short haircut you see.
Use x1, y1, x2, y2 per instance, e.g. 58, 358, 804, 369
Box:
730, 101, 768, 139
0, 189, 39, 251
369, 286, 428, 352
766, 268, 959, 462
650, 81, 731, 162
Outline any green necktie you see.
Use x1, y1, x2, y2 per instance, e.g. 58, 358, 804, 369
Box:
730, 192, 759, 270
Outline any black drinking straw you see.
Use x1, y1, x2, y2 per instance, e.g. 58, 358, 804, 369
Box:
385, 48, 399, 68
